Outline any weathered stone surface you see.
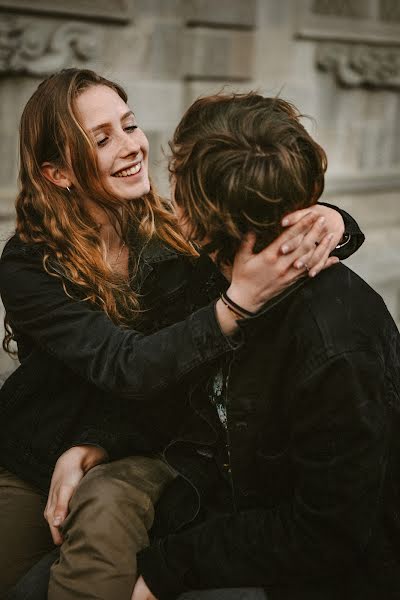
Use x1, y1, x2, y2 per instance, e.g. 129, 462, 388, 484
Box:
185, 0, 256, 28
184, 28, 254, 80
311, 0, 370, 19
134, 0, 184, 20
0, 0, 130, 23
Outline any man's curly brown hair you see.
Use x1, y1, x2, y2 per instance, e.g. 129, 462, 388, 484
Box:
169, 92, 327, 265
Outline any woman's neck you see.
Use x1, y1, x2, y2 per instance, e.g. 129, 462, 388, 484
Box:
85, 198, 123, 251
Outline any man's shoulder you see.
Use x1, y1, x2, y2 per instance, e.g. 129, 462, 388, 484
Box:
295, 263, 396, 358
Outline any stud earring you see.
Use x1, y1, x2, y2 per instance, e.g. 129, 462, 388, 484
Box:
66, 186, 71, 193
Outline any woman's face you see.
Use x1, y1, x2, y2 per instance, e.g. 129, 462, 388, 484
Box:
75, 84, 150, 200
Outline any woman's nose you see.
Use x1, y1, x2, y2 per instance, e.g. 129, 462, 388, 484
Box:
119, 131, 140, 157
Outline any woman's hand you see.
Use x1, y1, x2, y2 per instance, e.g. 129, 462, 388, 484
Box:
131, 576, 158, 600
281, 203, 345, 274
227, 209, 340, 314
44, 445, 108, 545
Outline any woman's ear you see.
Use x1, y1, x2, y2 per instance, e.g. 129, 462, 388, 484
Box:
41, 162, 73, 190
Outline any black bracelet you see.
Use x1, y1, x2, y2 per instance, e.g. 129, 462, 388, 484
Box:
221, 291, 255, 319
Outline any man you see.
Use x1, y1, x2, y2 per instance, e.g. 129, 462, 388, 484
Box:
132, 93, 400, 600
7, 94, 391, 600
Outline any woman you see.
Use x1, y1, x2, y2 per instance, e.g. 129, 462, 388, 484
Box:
0, 69, 363, 598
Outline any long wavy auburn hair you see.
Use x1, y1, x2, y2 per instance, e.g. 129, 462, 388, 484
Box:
169, 92, 327, 266
4, 68, 195, 354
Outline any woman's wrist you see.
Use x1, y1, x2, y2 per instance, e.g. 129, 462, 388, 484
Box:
215, 297, 240, 336
63, 444, 108, 473
226, 284, 264, 314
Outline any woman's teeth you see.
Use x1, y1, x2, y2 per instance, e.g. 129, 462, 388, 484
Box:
114, 163, 141, 177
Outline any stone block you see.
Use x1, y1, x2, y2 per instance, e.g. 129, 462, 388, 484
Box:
102, 19, 185, 79
120, 79, 183, 129
147, 22, 185, 78
133, 0, 184, 20
184, 80, 252, 108
185, 0, 256, 28
184, 28, 254, 80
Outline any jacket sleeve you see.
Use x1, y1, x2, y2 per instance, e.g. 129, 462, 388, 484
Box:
137, 350, 387, 598
0, 250, 232, 401
319, 201, 365, 260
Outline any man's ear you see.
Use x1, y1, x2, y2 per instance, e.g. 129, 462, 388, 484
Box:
41, 162, 73, 190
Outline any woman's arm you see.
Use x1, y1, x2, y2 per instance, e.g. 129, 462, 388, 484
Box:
0, 213, 334, 401
282, 202, 365, 270
44, 445, 108, 545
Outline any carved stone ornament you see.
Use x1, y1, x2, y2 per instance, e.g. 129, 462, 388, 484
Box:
0, 16, 100, 76
316, 42, 400, 89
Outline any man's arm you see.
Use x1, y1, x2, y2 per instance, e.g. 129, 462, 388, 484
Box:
137, 351, 387, 599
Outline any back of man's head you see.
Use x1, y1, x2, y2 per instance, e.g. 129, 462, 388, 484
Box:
169, 92, 327, 265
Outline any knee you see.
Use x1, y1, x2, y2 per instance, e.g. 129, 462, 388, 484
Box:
69, 463, 154, 524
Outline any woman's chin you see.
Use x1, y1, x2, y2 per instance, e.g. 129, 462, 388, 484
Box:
110, 178, 151, 201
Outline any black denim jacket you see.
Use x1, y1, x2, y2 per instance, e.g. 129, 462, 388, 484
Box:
0, 205, 363, 491
0, 234, 231, 490
138, 264, 400, 600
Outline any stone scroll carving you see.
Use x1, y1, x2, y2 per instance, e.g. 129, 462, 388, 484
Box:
0, 17, 101, 76
316, 42, 400, 89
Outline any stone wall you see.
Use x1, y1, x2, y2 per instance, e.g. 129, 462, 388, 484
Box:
0, 0, 399, 374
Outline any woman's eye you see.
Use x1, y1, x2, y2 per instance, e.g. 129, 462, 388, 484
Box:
125, 125, 138, 133
97, 137, 108, 147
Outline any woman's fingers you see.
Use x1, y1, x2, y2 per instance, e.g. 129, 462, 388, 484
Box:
279, 212, 319, 254
52, 484, 72, 527
321, 256, 340, 271
289, 217, 328, 267
49, 521, 64, 546
282, 207, 313, 227
298, 234, 340, 278
237, 231, 257, 259
293, 230, 333, 271
309, 252, 340, 277
44, 483, 74, 545
306, 232, 336, 276
44, 496, 63, 545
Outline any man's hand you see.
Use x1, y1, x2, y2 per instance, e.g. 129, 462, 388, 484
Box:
44, 445, 108, 545
131, 576, 158, 600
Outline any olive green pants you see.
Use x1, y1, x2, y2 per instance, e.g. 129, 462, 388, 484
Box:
0, 456, 175, 600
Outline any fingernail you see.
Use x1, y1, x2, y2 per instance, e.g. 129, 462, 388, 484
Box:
328, 233, 334, 240
318, 217, 325, 225
53, 516, 62, 526
310, 270, 317, 278
281, 244, 289, 254
282, 218, 289, 226
295, 261, 303, 269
